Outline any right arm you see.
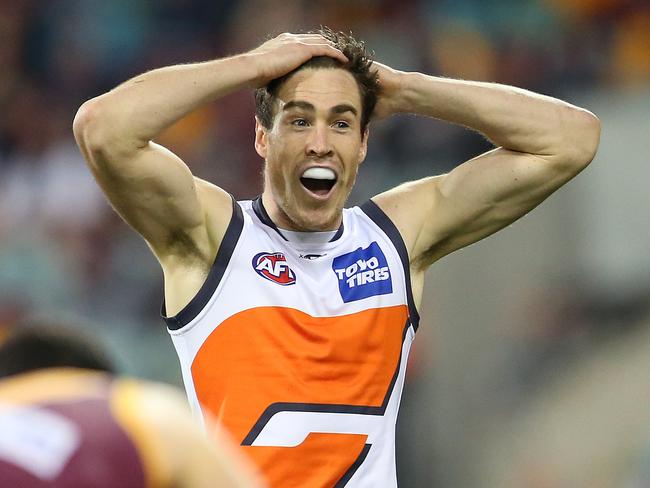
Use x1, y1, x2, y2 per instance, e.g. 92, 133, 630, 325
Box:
73, 34, 347, 314
73, 55, 258, 256
73, 57, 255, 315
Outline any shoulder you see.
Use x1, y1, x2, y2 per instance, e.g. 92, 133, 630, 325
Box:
110, 376, 194, 432
110, 379, 188, 486
366, 176, 444, 260
159, 178, 234, 269
194, 178, 234, 247
111, 378, 262, 487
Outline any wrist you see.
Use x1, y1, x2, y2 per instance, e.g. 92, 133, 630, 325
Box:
374, 66, 409, 119
220, 53, 264, 90
395, 71, 431, 114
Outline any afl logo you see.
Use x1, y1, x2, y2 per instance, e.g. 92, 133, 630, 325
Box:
252, 252, 296, 286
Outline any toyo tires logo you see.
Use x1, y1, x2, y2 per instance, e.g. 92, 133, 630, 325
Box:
252, 252, 296, 286
332, 242, 392, 302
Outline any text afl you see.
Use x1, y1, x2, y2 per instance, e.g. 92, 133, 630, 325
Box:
252, 252, 297, 286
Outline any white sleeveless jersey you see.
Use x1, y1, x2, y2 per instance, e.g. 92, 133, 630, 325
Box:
164, 197, 419, 488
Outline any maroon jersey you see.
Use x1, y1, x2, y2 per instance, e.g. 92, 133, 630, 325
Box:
0, 369, 157, 487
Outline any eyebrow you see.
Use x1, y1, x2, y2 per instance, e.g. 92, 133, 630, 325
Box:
282, 100, 358, 117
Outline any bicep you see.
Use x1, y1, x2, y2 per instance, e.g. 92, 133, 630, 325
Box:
84, 140, 206, 252
376, 147, 579, 268
426, 147, 579, 260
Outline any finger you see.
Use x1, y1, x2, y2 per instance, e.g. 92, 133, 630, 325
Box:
308, 43, 348, 63
295, 39, 348, 63
286, 34, 325, 43
326, 45, 349, 63
294, 33, 329, 39
295, 35, 334, 46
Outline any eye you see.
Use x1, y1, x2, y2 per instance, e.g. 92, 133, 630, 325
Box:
333, 120, 350, 130
291, 118, 309, 127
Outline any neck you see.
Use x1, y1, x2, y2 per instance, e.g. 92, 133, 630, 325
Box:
261, 192, 342, 232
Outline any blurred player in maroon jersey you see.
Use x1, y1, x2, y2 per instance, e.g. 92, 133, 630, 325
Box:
0, 322, 263, 487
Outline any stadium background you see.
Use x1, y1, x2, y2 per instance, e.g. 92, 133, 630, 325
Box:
0, 0, 648, 486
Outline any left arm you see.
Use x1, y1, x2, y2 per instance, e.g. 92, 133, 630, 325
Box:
371, 63, 601, 272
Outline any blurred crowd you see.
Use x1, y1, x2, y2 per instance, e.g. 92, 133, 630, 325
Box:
2, 0, 648, 332
0, 1, 649, 485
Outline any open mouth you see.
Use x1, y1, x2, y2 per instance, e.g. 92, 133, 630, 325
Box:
300, 167, 337, 197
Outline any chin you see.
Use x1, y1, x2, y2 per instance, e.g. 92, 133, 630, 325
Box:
312, 209, 343, 231
292, 206, 339, 232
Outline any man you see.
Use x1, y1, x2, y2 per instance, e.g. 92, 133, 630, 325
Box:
73, 28, 600, 487
0, 323, 262, 487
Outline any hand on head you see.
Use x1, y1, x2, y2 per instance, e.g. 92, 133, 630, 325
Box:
249, 32, 349, 88
371, 61, 405, 120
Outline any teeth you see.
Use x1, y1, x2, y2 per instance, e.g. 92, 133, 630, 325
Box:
301, 167, 336, 180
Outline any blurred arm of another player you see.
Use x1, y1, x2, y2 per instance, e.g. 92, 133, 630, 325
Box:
114, 379, 265, 488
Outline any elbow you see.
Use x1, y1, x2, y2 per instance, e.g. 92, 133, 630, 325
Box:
561, 108, 601, 172
73, 97, 141, 163
73, 98, 110, 155
575, 109, 601, 164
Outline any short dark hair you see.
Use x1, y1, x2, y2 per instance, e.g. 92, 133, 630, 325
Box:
255, 27, 379, 134
0, 321, 117, 379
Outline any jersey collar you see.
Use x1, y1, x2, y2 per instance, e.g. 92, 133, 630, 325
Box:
252, 196, 344, 243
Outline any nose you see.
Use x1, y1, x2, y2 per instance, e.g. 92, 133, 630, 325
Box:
306, 123, 333, 158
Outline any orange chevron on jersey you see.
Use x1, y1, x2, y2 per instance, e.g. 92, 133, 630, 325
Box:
191, 305, 408, 486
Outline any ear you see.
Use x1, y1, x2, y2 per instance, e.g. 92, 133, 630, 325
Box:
254, 117, 269, 159
358, 128, 369, 164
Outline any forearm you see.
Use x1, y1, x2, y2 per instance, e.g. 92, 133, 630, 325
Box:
76, 33, 350, 157
75, 54, 259, 150
394, 72, 600, 164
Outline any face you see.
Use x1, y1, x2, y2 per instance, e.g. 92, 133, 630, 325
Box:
255, 68, 368, 231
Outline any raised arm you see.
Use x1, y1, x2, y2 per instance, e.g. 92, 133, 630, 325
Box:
73, 34, 347, 313
73, 34, 348, 253
371, 63, 600, 275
